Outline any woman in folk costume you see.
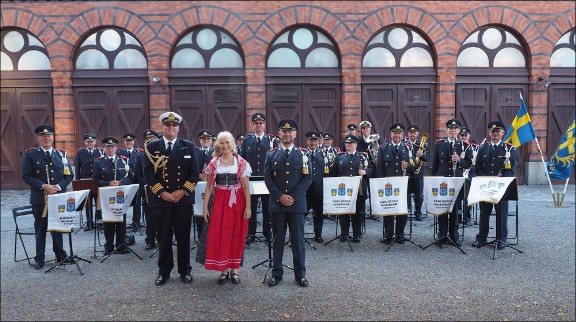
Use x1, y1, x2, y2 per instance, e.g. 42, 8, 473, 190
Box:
203, 131, 252, 285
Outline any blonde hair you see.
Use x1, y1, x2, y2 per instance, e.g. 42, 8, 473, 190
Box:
213, 131, 237, 157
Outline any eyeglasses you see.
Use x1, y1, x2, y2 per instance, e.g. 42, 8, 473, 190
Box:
163, 123, 179, 128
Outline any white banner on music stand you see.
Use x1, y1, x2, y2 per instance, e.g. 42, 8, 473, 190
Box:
467, 176, 516, 205
249, 181, 269, 195
99, 184, 139, 222
423, 177, 465, 215
193, 182, 207, 216
369, 176, 409, 216
322, 176, 361, 215
47, 190, 90, 232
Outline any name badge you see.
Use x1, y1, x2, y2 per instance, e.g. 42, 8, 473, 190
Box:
184, 155, 191, 159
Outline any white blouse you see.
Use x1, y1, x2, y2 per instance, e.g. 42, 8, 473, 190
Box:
215, 156, 252, 177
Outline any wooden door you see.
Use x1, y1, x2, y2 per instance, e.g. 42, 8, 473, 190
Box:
547, 83, 576, 182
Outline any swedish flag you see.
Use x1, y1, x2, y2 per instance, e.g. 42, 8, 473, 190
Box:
547, 116, 575, 179
503, 98, 537, 147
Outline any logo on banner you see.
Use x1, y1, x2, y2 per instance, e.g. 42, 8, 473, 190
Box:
432, 188, 438, 196
378, 189, 384, 197
347, 189, 353, 196
449, 188, 455, 196
488, 180, 497, 188
58, 205, 65, 213
331, 189, 337, 196
66, 197, 76, 212
440, 182, 448, 196
338, 183, 346, 196
394, 188, 400, 196
109, 197, 116, 204
116, 190, 125, 204
385, 183, 393, 196
498, 182, 505, 189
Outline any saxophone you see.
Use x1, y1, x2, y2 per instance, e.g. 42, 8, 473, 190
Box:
413, 133, 429, 175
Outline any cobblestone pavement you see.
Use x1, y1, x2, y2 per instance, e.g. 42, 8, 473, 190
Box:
1, 184, 574, 321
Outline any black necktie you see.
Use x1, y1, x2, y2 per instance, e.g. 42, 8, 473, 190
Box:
285, 148, 289, 157
167, 142, 172, 154
394, 145, 398, 154
257, 137, 261, 146
46, 151, 51, 159
88, 150, 92, 158
127, 150, 131, 158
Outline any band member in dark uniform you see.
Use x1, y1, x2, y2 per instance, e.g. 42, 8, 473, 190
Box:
22, 124, 74, 270
472, 121, 516, 249
305, 130, 326, 243
93, 136, 134, 256
341, 123, 358, 151
431, 119, 473, 247
117, 133, 143, 231
134, 129, 161, 250
142, 112, 200, 286
75, 133, 103, 231
195, 129, 214, 240
241, 113, 277, 244
330, 135, 373, 243
459, 127, 477, 225
321, 132, 340, 155
405, 125, 429, 221
374, 123, 414, 244
236, 133, 245, 155
264, 118, 312, 287
357, 120, 382, 156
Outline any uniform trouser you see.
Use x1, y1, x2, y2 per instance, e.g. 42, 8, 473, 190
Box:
248, 195, 271, 239
339, 195, 366, 238
408, 177, 424, 214
84, 195, 95, 227
438, 197, 461, 240
306, 194, 324, 238
194, 216, 204, 240
477, 201, 509, 242
383, 215, 408, 239
150, 205, 192, 277
461, 179, 472, 222
144, 202, 158, 245
32, 205, 66, 263
271, 212, 306, 279
103, 219, 126, 252
131, 191, 142, 226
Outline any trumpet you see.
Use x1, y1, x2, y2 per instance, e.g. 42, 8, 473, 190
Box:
365, 134, 380, 162
413, 133, 429, 175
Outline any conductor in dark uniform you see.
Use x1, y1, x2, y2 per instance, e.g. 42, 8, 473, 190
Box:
116, 133, 143, 231
22, 124, 74, 270
431, 119, 473, 247
75, 133, 103, 231
405, 125, 429, 221
305, 130, 326, 243
93, 136, 134, 255
374, 123, 414, 244
264, 118, 312, 287
472, 121, 516, 249
142, 112, 200, 286
330, 135, 373, 243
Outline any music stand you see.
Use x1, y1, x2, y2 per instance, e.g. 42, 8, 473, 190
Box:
323, 214, 354, 252
100, 214, 143, 263
45, 228, 92, 275
246, 176, 270, 245
72, 179, 98, 233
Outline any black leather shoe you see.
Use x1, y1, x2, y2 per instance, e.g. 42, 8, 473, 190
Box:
472, 240, 486, 248
84, 225, 93, 232
314, 236, 324, 243
380, 237, 393, 244
180, 273, 193, 284
296, 277, 309, 287
145, 243, 156, 250
395, 236, 405, 244
217, 272, 228, 285
450, 240, 462, 247
230, 272, 240, 284
351, 237, 361, 243
415, 213, 423, 221
338, 235, 347, 242
268, 276, 282, 287
497, 241, 505, 250
34, 262, 44, 270
155, 275, 169, 286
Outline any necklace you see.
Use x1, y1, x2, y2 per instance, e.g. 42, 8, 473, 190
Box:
220, 155, 233, 164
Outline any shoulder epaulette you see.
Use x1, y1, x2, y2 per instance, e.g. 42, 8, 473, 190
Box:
462, 141, 470, 146
471, 143, 478, 146
245, 133, 252, 137
194, 146, 200, 150
57, 148, 66, 152
505, 142, 514, 147
436, 139, 444, 142
77, 147, 84, 151
268, 147, 278, 152
137, 148, 143, 152
481, 142, 489, 146
337, 151, 345, 155
361, 151, 369, 156
119, 155, 128, 159
299, 147, 307, 151
95, 156, 104, 160
268, 133, 276, 138
25, 147, 35, 152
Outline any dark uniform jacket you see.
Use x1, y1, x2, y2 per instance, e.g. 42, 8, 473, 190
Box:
142, 138, 200, 207
374, 142, 414, 178
431, 138, 473, 177
357, 135, 382, 163
264, 147, 312, 214
22, 147, 74, 205
241, 133, 276, 177
475, 142, 516, 177
405, 139, 430, 177
195, 146, 214, 172
330, 150, 374, 194
116, 148, 142, 167
93, 155, 134, 187
75, 147, 103, 180
307, 148, 326, 196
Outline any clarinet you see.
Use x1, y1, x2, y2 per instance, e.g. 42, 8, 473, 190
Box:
451, 142, 458, 175
42, 165, 50, 217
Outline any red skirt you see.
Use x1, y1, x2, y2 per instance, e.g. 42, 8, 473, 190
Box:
204, 185, 249, 271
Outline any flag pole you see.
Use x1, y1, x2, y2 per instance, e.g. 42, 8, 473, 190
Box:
519, 93, 557, 205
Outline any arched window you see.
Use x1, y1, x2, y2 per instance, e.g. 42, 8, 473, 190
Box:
550, 29, 575, 67
171, 27, 244, 68
457, 26, 526, 67
1, 29, 51, 71
267, 26, 339, 68
75, 28, 147, 70
363, 26, 434, 68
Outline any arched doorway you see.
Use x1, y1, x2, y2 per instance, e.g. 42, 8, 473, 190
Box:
1, 28, 53, 189
265, 26, 341, 147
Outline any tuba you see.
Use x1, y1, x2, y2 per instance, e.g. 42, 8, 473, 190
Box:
413, 133, 429, 175
365, 134, 380, 162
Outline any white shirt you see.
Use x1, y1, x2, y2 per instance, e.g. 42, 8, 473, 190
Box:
163, 137, 177, 150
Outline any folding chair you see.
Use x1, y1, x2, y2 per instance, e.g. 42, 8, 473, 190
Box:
13, 205, 35, 266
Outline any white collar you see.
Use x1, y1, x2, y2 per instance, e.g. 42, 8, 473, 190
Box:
163, 137, 177, 146
282, 145, 294, 153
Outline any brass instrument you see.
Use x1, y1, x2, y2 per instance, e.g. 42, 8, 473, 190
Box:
413, 133, 429, 175
365, 134, 380, 162
464, 138, 486, 179
358, 153, 368, 195
324, 149, 336, 174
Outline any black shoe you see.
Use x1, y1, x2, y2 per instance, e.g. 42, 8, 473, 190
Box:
472, 240, 486, 248
314, 236, 324, 243
114, 248, 129, 255
145, 243, 156, 250
217, 272, 229, 285
84, 225, 93, 232
246, 235, 255, 244
395, 236, 405, 244
155, 275, 169, 286
268, 276, 282, 287
103, 250, 113, 256
434, 239, 444, 247
380, 237, 393, 244
295, 277, 309, 287
496, 241, 505, 250
230, 272, 240, 285
415, 213, 423, 221
351, 237, 361, 243
180, 273, 193, 284
132, 225, 139, 232
338, 235, 347, 242
450, 240, 462, 247
34, 262, 44, 270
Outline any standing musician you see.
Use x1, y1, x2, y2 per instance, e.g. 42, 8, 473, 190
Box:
330, 135, 374, 243
235, 133, 245, 155
341, 123, 358, 151
22, 124, 74, 270
75, 133, 103, 231
195, 129, 214, 240
430, 119, 473, 247
263, 118, 312, 287
117, 133, 144, 231
142, 112, 200, 286
93, 136, 134, 256
458, 127, 477, 225
321, 132, 340, 155
405, 125, 429, 222
472, 121, 516, 249
357, 120, 382, 161
305, 131, 327, 243
240, 113, 277, 244
374, 123, 414, 244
